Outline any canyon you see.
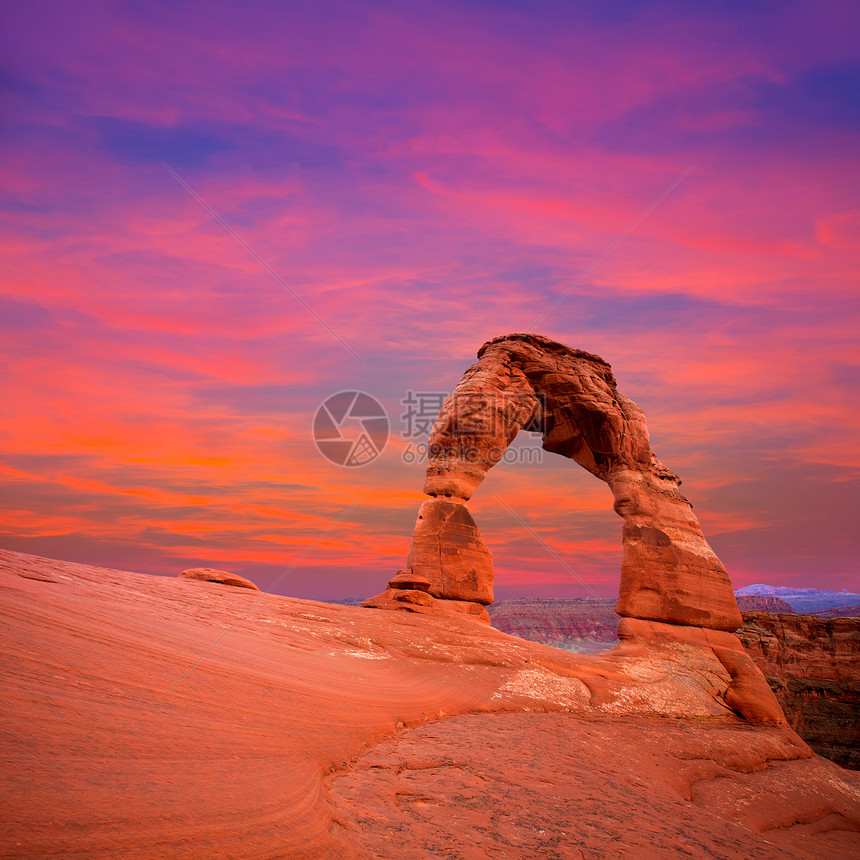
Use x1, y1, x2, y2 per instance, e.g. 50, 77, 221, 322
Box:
486, 595, 798, 651
736, 585, 860, 615
488, 598, 620, 652
738, 611, 860, 770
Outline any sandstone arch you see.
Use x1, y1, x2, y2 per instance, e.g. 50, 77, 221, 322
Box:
363, 334, 786, 724
367, 333, 741, 630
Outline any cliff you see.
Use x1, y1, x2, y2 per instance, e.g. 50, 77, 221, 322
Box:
738, 611, 860, 769
486, 596, 795, 652
488, 598, 620, 651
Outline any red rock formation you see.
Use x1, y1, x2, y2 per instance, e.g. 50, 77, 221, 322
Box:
386, 568, 431, 591
414, 333, 742, 632
4, 549, 857, 859
617, 617, 788, 726
367, 334, 740, 629
738, 611, 860, 768
180, 567, 260, 590
736, 594, 796, 613
364, 334, 784, 724
362, 584, 492, 624
406, 497, 494, 604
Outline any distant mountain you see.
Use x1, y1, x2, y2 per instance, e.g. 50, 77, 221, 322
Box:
735, 584, 859, 597
738, 584, 813, 596
809, 604, 860, 619
735, 595, 794, 613
326, 589, 859, 619
734, 585, 860, 613
738, 611, 860, 769
487, 598, 619, 653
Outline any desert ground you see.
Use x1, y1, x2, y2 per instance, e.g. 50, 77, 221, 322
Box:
2, 549, 857, 859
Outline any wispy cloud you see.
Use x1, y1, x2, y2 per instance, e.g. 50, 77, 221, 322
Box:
1, 0, 857, 595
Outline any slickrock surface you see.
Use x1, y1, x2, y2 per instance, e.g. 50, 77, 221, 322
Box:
331, 714, 858, 860
2, 548, 859, 858
736, 595, 795, 613
739, 611, 860, 769
179, 567, 260, 590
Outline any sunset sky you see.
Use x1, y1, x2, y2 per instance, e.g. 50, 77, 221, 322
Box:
2, 0, 858, 600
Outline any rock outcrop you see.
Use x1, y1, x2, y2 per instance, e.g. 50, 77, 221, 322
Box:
364, 334, 782, 725
366, 334, 741, 629
179, 567, 260, 590
738, 611, 860, 769
406, 498, 494, 604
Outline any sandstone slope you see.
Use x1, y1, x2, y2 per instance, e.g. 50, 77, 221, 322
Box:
2, 549, 859, 859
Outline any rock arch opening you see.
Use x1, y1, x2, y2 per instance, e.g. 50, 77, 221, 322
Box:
366, 333, 741, 631
363, 334, 786, 724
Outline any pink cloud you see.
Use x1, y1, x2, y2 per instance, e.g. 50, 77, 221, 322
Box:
2, 0, 858, 594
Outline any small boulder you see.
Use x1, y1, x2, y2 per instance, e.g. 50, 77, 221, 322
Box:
387, 569, 432, 592
179, 568, 260, 591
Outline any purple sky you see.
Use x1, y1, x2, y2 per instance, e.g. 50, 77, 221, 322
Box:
1, 0, 858, 599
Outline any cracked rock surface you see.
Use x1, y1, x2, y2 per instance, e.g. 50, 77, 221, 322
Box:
2, 548, 858, 858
